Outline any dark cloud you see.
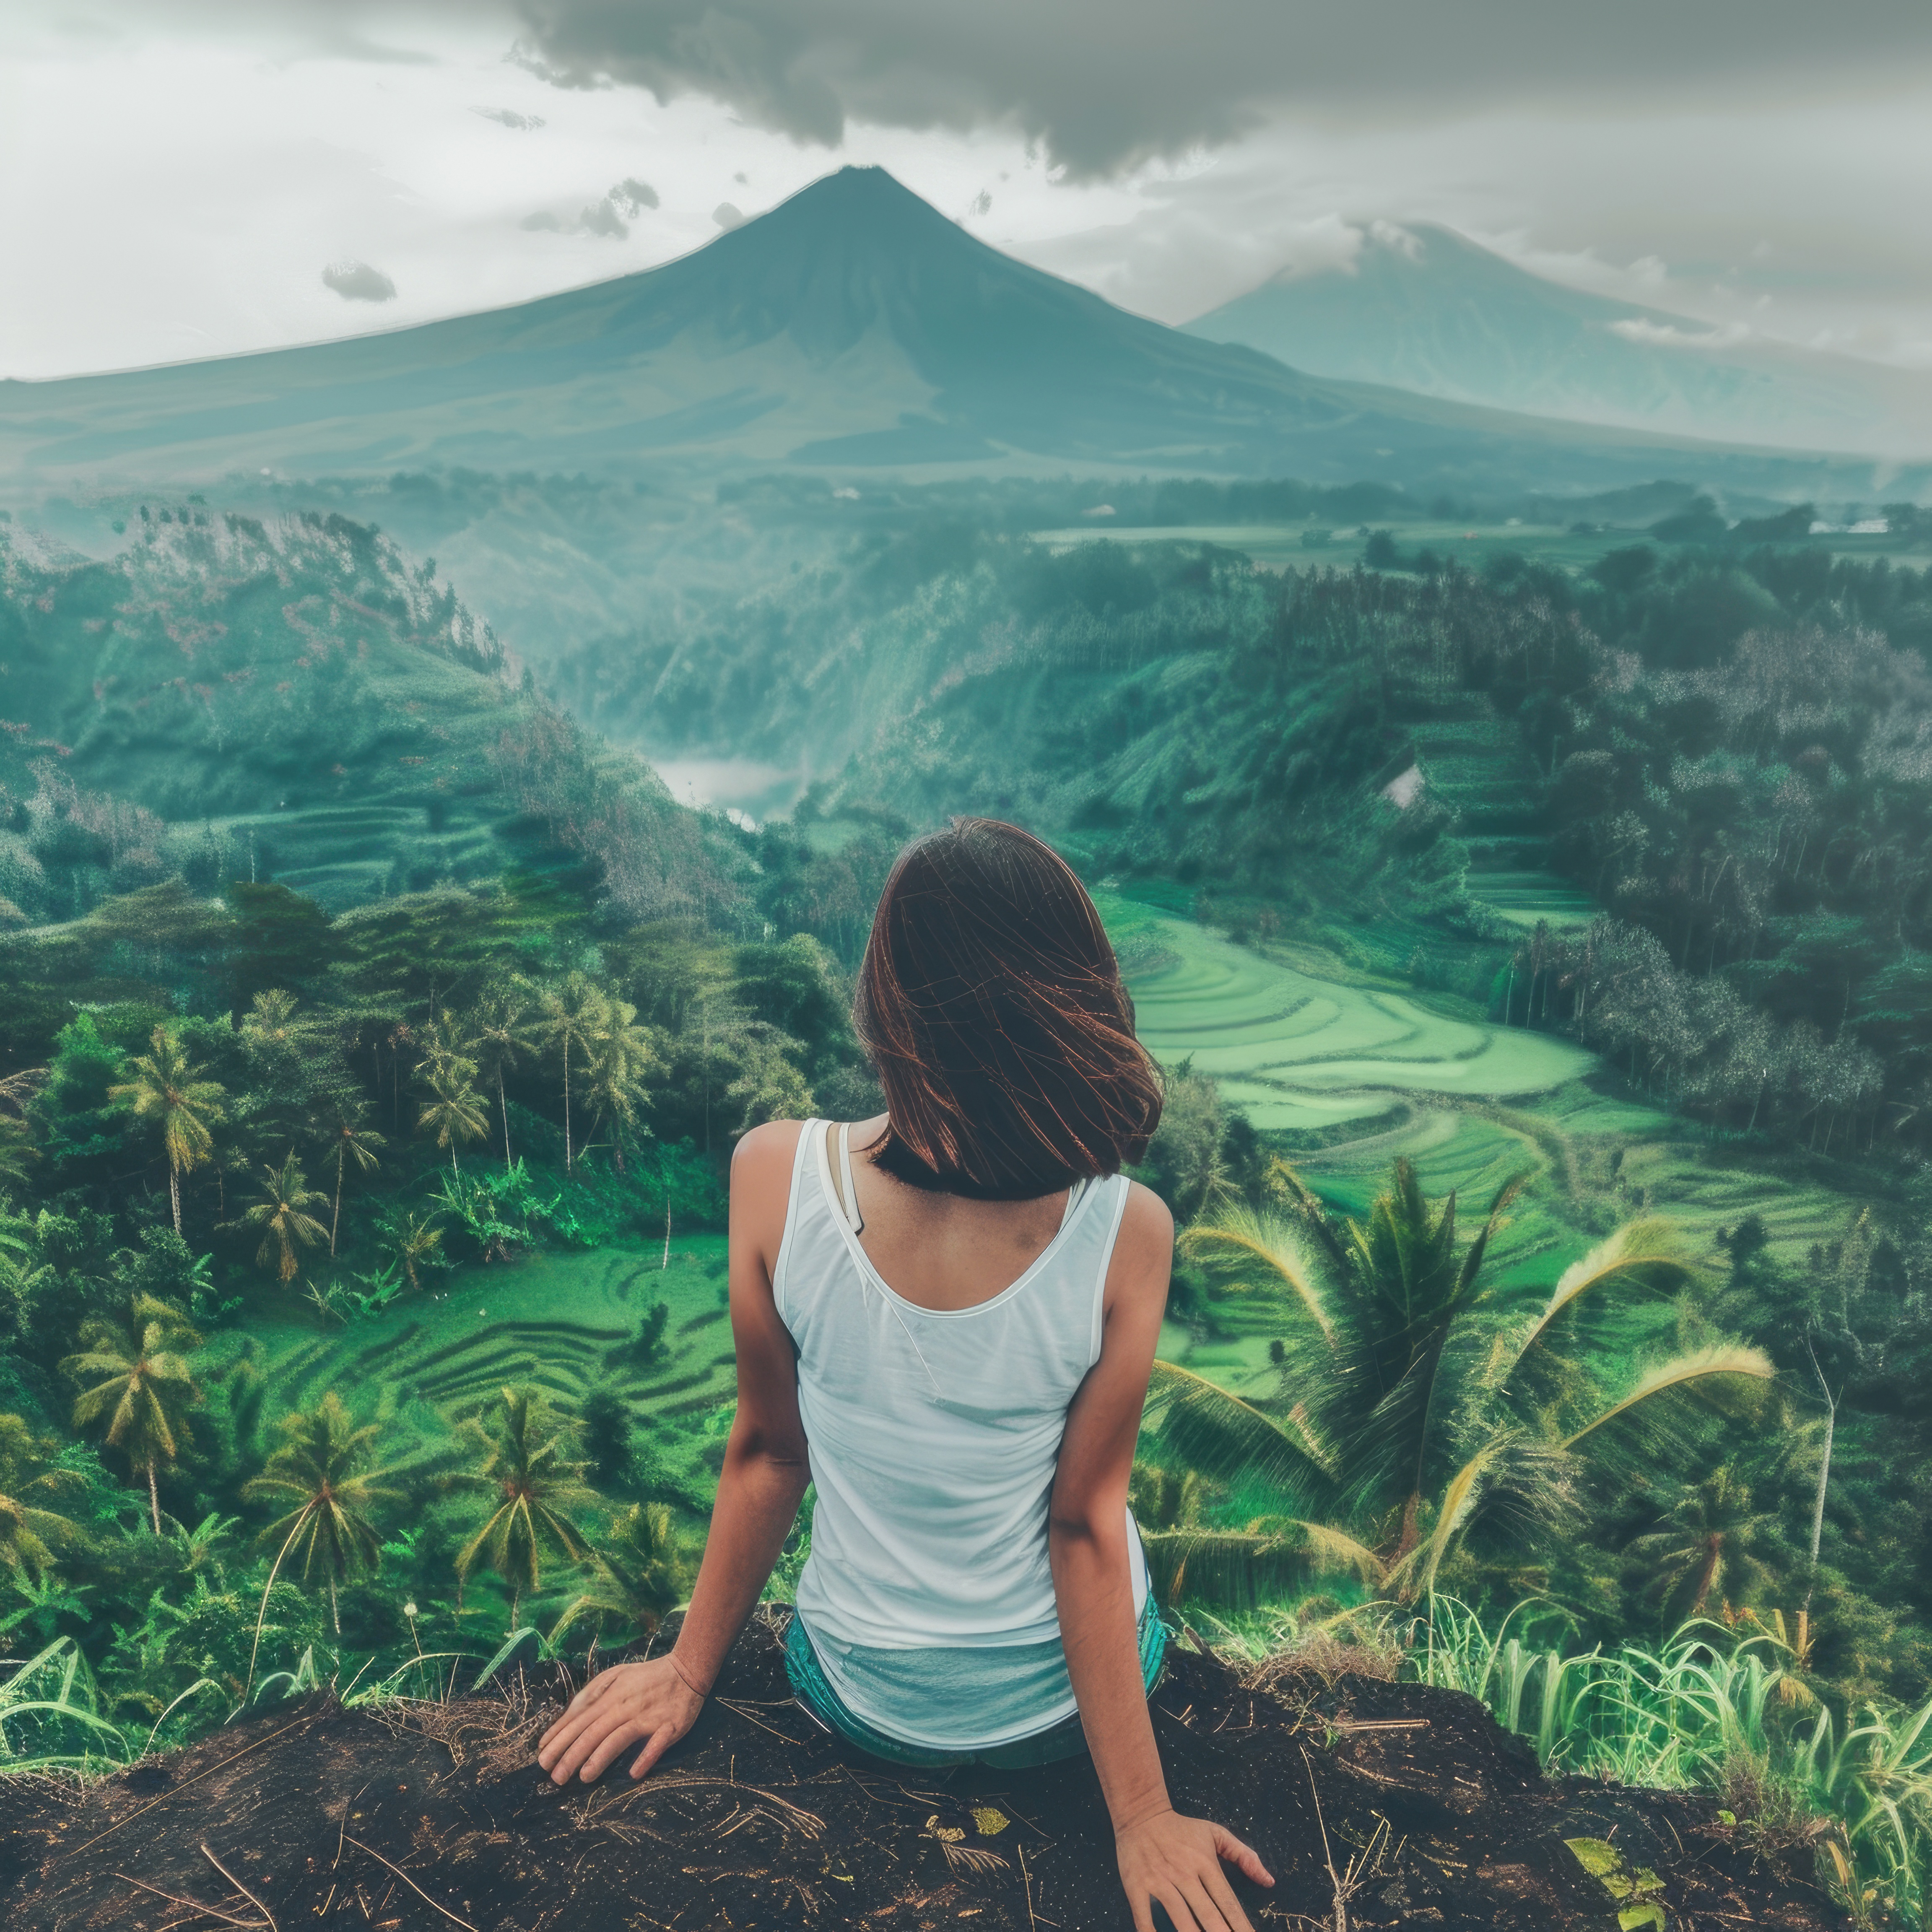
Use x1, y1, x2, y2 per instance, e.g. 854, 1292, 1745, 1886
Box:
506, 0, 1932, 175
713, 202, 745, 231
475, 105, 546, 128
321, 259, 397, 300
612, 177, 658, 213
519, 210, 566, 231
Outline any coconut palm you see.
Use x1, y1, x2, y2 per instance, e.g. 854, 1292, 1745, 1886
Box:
382, 1211, 444, 1293
61, 1294, 203, 1534
1152, 1156, 1774, 1602
1625, 1464, 1784, 1623
453, 1386, 594, 1628
109, 1026, 226, 1235
316, 1102, 385, 1257
0, 1415, 85, 1579
241, 1392, 402, 1634
535, 973, 606, 1175
418, 1067, 489, 1174
465, 989, 539, 1174
549, 1502, 689, 1646
580, 997, 655, 1170
236, 1152, 330, 1284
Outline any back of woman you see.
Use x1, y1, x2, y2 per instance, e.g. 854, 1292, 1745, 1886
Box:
540, 818, 1275, 1932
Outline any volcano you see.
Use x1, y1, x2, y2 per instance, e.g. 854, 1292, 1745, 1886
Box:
0, 168, 1908, 493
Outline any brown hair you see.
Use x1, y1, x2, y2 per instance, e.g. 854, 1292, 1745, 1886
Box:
853, 818, 1163, 1200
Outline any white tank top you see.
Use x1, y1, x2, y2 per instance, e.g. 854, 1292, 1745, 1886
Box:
775, 1119, 1146, 1662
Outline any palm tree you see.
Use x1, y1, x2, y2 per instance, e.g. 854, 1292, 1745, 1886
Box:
465, 989, 539, 1174
550, 1501, 689, 1647
418, 1066, 489, 1174
580, 998, 654, 1170
0, 1415, 85, 1579
382, 1211, 443, 1293
1154, 1156, 1774, 1602
453, 1386, 594, 1629
61, 1294, 203, 1534
535, 974, 606, 1176
241, 1392, 402, 1634
236, 1152, 330, 1284
316, 1103, 385, 1257
109, 1026, 226, 1235
1626, 1464, 1783, 1624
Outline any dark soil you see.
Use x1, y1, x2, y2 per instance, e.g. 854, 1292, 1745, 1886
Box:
3, 1609, 1849, 1932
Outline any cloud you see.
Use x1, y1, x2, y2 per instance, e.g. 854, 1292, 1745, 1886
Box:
713, 201, 745, 230
578, 196, 629, 237
475, 105, 545, 128
1610, 317, 1754, 351
506, 0, 1932, 176
320, 259, 397, 300
521, 179, 657, 238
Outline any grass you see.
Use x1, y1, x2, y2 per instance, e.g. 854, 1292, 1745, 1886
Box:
1197, 1593, 1932, 1924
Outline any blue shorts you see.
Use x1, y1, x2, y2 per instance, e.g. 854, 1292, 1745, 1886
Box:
784, 1595, 1167, 1769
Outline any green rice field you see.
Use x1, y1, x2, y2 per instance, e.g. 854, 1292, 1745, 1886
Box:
1098, 889, 1594, 1134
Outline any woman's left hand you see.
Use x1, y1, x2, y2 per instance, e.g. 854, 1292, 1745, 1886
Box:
1114, 1806, 1274, 1932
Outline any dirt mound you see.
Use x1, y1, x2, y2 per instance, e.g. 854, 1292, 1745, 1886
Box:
4, 1610, 1848, 1932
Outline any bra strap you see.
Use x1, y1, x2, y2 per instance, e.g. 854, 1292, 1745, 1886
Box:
836, 1121, 865, 1234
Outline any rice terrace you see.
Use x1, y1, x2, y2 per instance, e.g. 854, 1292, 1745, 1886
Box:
6, 27, 1932, 1932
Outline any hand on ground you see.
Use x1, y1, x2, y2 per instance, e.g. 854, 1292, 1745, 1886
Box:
1115, 1807, 1274, 1932
536, 1655, 705, 1784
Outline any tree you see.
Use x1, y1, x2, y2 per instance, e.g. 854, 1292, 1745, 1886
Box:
241, 1391, 402, 1634
0, 1414, 84, 1579
579, 1386, 635, 1487
382, 1210, 443, 1293
465, 988, 539, 1174
580, 997, 654, 1169
536, 973, 606, 1175
316, 1102, 385, 1257
720, 1020, 813, 1136
453, 1386, 594, 1628
418, 1066, 489, 1174
1625, 1464, 1783, 1624
61, 1293, 203, 1534
109, 1025, 226, 1236
1156, 1157, 1774, 1601
550, 1502, 688, 1647
236, 1153, 329, 1284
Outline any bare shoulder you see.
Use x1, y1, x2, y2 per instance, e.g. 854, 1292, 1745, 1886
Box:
1117, 1177, 1175, 1248
730, 1119, 808, 1191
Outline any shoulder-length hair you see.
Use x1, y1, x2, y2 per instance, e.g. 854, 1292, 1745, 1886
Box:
853, 818, 1163, 1200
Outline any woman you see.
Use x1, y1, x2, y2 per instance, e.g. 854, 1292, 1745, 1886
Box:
538, 819, 1274, 1932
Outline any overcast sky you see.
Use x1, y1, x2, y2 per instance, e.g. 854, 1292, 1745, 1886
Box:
4, 0, 1930, 381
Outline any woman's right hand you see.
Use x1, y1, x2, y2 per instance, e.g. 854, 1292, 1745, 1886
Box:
1115, 1806, 1274, 1932
536, 1654, 706, 1784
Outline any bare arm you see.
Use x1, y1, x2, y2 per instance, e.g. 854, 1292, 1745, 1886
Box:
1050, 1182, 1275, 1932
538, 1121, 809, 1784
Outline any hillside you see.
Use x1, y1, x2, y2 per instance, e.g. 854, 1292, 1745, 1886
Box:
0, 170, 1917, 502
1187, 222, 1932, 460
2, 1619, 1849, 1932
0, 506, 728, 924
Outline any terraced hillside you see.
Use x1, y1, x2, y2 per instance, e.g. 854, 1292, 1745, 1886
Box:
1102, 888, 1592, 1135
0, 511, 723, 923
204, 1239, 739, 1503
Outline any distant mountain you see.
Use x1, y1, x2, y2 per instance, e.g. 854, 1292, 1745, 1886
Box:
0, 170, 1914, 501
1185, 223, 1932, 460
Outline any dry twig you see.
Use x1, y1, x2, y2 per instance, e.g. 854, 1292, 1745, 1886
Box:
345, 1835, 479, 1932
199, 1842, 280, 1932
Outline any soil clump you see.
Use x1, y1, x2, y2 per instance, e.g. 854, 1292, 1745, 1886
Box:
3, 1609, 1849, 1931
